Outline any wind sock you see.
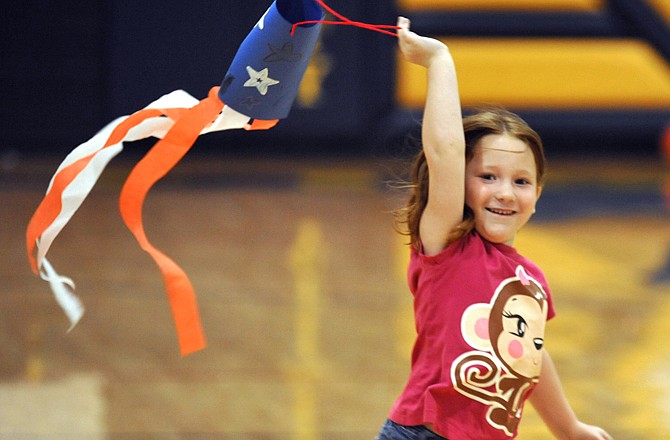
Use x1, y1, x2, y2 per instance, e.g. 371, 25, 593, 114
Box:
26, 0, 324, 356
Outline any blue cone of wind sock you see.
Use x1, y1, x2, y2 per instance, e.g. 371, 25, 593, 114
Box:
218, 0, 324, 121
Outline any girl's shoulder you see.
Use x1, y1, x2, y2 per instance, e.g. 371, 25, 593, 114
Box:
411, 232, 547, 281
412, 231, 502, 263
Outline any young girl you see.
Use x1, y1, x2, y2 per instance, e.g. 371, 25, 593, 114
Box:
377, 17, 613, 440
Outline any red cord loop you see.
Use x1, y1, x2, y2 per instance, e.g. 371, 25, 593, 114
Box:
290, 0, 400, 37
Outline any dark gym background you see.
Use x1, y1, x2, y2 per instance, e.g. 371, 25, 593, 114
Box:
3, 0, 669, 159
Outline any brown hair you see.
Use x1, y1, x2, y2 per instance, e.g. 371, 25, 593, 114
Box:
394, 107, 547, 249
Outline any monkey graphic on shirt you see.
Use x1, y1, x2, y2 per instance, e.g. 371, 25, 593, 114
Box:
451, 265, 550, 437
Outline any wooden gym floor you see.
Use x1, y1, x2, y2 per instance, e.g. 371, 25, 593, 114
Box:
1, 153, 669, 439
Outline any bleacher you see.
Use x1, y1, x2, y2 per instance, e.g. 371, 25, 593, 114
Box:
386, 0, 670, 155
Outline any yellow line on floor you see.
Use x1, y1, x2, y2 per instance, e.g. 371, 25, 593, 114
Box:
286, 218, 327, 440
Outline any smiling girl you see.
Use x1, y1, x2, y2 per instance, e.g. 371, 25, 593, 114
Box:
377, 17, 612, 440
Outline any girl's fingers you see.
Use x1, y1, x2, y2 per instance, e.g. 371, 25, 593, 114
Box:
397, 16, 409, 31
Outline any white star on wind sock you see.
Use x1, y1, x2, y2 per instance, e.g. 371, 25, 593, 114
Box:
244, 66, 280, 96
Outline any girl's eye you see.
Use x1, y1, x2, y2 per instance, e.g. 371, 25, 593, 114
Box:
515, 178, 530, 185
480, 174, 495, 181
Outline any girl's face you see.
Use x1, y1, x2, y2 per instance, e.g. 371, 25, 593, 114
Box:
465, 134, 542, 245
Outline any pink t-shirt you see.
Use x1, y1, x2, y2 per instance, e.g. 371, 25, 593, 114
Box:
389, 231, 556, 439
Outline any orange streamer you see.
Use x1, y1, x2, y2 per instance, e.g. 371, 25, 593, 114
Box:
118, 87, 224, 355
26, 108, 164, 274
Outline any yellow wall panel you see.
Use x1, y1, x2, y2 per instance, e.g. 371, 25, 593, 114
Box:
397, 0, 604, 11
396, 38, 670, 109
647, 0, 670, 24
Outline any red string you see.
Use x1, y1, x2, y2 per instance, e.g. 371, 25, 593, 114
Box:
290, 0, 400, 37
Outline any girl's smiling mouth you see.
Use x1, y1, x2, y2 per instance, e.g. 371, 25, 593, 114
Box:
487, 208, 516, 216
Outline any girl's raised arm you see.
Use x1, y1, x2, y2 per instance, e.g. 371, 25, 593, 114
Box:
397, 17, 465, 255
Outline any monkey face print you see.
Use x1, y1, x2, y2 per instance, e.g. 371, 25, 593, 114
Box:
451, 265, 550, 436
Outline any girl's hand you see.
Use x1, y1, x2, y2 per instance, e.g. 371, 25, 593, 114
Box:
568, 422, 613, 440
397, 16, 450, 68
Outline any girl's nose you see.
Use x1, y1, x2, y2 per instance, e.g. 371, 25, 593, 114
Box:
496, 182, 516, 201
